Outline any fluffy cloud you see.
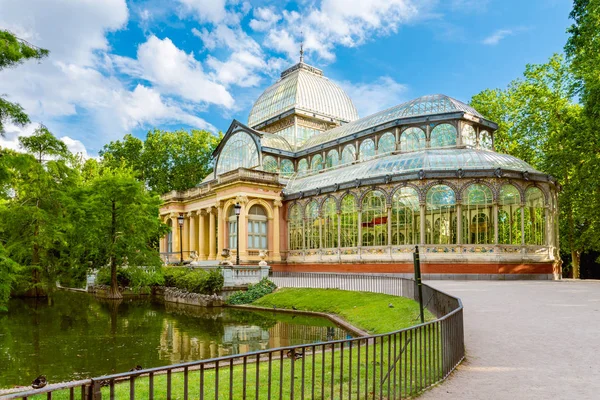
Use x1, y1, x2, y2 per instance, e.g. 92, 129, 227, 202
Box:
259, 0, 424, 61
339, 76, 408, 117
249, 7, 281, 32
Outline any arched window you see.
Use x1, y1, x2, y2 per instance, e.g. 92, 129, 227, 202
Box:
216, 131, 259, 175
305, 200, 320, 249
378, 132, 395, 154
361, 190, 387, 247
322, 198, 338, 248
262, 155, 277, 172
392, 187, 420, 245
498, 185, 522, 245
430, 124, 457, 148
167, 219, 173, 253
426, 185, 457, 244
288, 204, 303, 250
400, 127, 426, 152
247, 205, 267, 249
479, 130, 493, 150
462, 125, 477, 147
280, 159, 294, 177
228, 206, 238, 250
311, 154, 323, 171
341, 144, 356, 164
525, 187, 546, 245
297, 159, 308, 175
326, 149, 339, 168
359, 139, 375, 161
462, 184, 494, 244
340, 194, 358, 247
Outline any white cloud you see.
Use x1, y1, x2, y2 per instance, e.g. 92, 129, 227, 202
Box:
249, 7, 281, 32
339, 76, 408, 117
262, 0, 425, 61
482, 29, 514, 45
60, 136, 90, 159
177, 0, 228, 24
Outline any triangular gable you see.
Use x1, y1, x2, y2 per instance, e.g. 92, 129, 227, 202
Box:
211, 119, 264, 158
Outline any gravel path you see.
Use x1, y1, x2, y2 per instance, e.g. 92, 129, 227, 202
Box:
420, 280, 600, 400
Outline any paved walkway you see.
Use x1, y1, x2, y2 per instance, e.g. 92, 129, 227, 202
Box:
421, 280, 600, 400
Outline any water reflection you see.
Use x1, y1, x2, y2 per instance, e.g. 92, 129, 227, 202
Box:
0, 292, 349, 388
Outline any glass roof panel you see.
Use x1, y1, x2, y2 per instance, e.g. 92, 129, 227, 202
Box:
300, 94, 484, 151
283, 148, 539, 194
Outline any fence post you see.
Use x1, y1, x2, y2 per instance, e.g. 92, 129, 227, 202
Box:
89, 380, 102, 400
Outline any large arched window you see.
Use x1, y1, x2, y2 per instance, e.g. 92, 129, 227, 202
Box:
297, 159, 308, 175
216, 131, 259, 175
430, 124, 457, 148
361, 190, 387, 247
311, 154, 323, 171
247, 205, 267, 249
359, 139, 375, 161
392, 187, 420, 245
227, 206, 237, 250
461, 125, 477, 147
479, 131, 493, 150
288, 204, 303, 250
378, 132, 395, 154
326, 149, 339, 168
426, 185, 457, 244
498, 185, 522, 245
341, 144, 356, 164
400, 127, 426, 152
305, 200, 320, 249
525, 187, 546, 245
280, 159, 294, 176
340, 194, 358, 247
262, 155, 277, 172
322, 198, 338, 248
462, 184, 494, 244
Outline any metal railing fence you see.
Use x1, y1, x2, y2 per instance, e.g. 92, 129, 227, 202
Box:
1, 273, 464, 400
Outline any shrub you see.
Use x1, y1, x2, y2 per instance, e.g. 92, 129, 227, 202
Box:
227, 278, 277, 305
162, 267, 224, 295
95, 266, 164, 289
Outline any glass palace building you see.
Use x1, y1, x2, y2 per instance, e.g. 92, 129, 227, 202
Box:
159, 60, 561, 280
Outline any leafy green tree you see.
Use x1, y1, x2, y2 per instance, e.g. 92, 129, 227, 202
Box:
80, 168, 168, 298
0, 30, 49, 134
471, 54, 592, 278
100, 129, 221, 194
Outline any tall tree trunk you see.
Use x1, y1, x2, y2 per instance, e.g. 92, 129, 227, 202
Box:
571, 249, 581, 279
108, 200, 122, 299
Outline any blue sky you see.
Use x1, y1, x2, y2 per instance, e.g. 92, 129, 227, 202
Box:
0, 0, 573, 156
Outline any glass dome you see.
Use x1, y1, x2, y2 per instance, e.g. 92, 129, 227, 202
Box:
284, 148, 540, 194
300, 94, 484, 150
248, 63, 359, 128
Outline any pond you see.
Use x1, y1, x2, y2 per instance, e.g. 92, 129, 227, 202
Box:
0, 291, 351, 389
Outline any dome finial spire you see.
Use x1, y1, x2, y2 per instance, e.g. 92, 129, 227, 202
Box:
299, 32, 304, 63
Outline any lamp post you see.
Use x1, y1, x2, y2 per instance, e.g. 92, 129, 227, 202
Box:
177, 214, 184, 265
234, 203, 241, 265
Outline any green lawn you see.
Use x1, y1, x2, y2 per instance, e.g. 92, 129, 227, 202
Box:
252, 288, 435, 334
25, 289, 442, 399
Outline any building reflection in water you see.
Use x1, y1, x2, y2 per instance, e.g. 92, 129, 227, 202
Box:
158, 302, 350, 363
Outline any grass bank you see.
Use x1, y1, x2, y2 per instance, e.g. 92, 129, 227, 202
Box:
252, 288, 434, 334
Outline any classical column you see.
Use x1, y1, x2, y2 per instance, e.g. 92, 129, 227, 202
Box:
170, 213, 180, 254
520, 203, 526, 246
493, 203, 499, 245
545, 206, 551, 246
238, 200, 248, 260
182, 215, 189, 256
208, 208, 216, 260
216, 202, 224, 259
420, 203, 426, 244
198, 210, 207, 260
395, 127, 401, 151
273, 199, 282, 260
456, 202, 462, 245
188, 211, 197, 256
159, 216, 167, 253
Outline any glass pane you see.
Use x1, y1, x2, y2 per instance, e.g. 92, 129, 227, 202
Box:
359, 139, 375, 161
430, 124, 457, 148
262, 155, 277, 172
280, 159, 295, 176
341, 144, 356, 164
216, 131, 259, 175
326, 149, 339, 168
400, 127, 426, 152
462, 124, 477, 147
311, 154, 323, 171
361, 190, 387, 247
378, 132, 395, 154
426, 185, 457, 244
479, 130, 493, 150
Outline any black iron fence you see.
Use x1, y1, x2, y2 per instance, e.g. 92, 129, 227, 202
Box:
1, 273, 464, 400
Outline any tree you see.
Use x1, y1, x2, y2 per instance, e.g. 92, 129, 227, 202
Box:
81, 168, 167, 298
0, 30, 49, 135
471, 54, 591, 278
100, 129, 221, 194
